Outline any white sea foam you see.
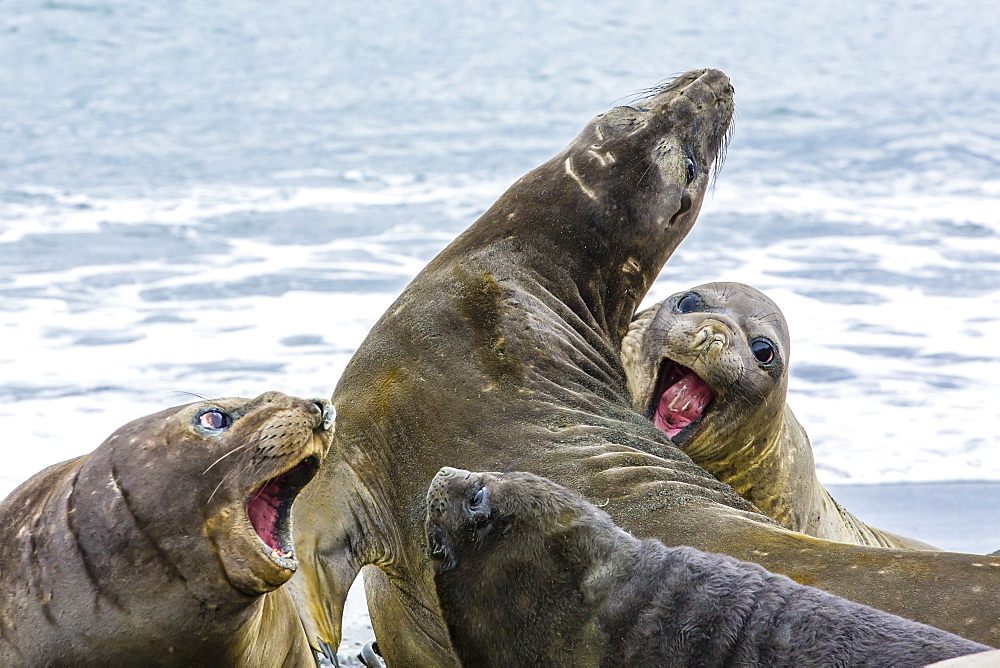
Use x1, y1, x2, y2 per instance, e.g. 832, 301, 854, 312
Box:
0, 175, 506, 243
708, 175, 1000, 229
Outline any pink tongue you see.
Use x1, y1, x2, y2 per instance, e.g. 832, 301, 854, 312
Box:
653, 371, 713, 439
246, 481, 281, 550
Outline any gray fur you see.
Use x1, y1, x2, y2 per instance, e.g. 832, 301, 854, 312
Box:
427, 468, 992, 668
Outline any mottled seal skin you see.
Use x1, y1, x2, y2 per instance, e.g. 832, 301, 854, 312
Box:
289, 69, 1000, 665
621, 281, 938, 550
0, 392, 334, 666
426, 467, 992, 668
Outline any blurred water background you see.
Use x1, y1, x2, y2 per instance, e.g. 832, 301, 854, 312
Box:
2, 4, 999, 650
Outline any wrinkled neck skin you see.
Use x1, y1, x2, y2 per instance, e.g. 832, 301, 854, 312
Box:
287, 449, 395, 658
681, 386, 939, 550
697, 403, 825, 529
668, 372, 939, 550
293, 70, 738, 663
0, 451, 304, 665
686, 401, 796, 519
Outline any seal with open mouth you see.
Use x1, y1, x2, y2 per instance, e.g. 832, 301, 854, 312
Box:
0, 391, 334, 666
289, 69, 1000, 665
425, 467, 991, 667
621, 281, 938, 549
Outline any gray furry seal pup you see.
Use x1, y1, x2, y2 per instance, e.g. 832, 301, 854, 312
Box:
289, 69, 1000, 665
621, 281, 938, 549
0, 392, 334, 666
425, 467, 991, 667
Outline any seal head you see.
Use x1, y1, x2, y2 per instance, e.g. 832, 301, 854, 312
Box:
191, 393, 334, 593
426, 467, 615, 665
622, 282, 789, 457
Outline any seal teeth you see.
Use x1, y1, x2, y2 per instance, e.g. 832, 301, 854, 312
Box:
652, 360, 715, 441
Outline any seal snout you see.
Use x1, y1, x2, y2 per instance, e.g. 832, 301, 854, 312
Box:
308, 398, 336, 432
426, 467, 489, 573
427, 467, 477, 521
643, 68, 732, 110
691, 319, 733, 356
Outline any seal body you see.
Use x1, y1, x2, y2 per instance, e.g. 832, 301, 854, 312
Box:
426, 467, 991, 668
290, 69, 1000, 665
0, 391, 333, 666
621, 281, 937, 549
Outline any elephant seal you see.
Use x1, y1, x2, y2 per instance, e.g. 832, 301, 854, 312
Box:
425, 467, 991, 667
0, 391, 334, 666
289, 69, 1000, 665
620, 281, 937, 550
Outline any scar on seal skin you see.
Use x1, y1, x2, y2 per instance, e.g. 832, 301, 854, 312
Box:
0, 392, 334, 666
621, 282, 939, 550
426, 467, 992, 667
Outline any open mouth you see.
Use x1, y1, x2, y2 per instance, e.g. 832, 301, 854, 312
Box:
427, 521, 458, 573
649, 359, 714, 442
245, 455, 320, 566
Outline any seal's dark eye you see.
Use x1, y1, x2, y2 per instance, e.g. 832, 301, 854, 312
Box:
676, 293, 701, 314
469, 486, 487, 510
685, 155, 697, 184
750, 338, 776, 365
197, 409, 232, 431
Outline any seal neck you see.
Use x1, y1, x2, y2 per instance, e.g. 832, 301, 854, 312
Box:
702, 406, 820, 532
57, 453, 274, 658
287, 447, 395, 659
437, 152, 688, 351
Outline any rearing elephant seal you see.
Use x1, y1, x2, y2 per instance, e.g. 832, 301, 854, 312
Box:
0, 391, 334, 666
290, 69, 1000, 666
425, 467, 991, 667
621, 281, 937, 550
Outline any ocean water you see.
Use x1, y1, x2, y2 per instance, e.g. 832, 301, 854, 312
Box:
2, 2, 998, 500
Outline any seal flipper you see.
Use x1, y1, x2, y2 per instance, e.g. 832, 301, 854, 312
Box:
316, 638, 339, 667
358, 640, 384, 668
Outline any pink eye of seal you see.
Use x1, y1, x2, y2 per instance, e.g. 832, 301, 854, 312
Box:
197, 409, 232, 431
